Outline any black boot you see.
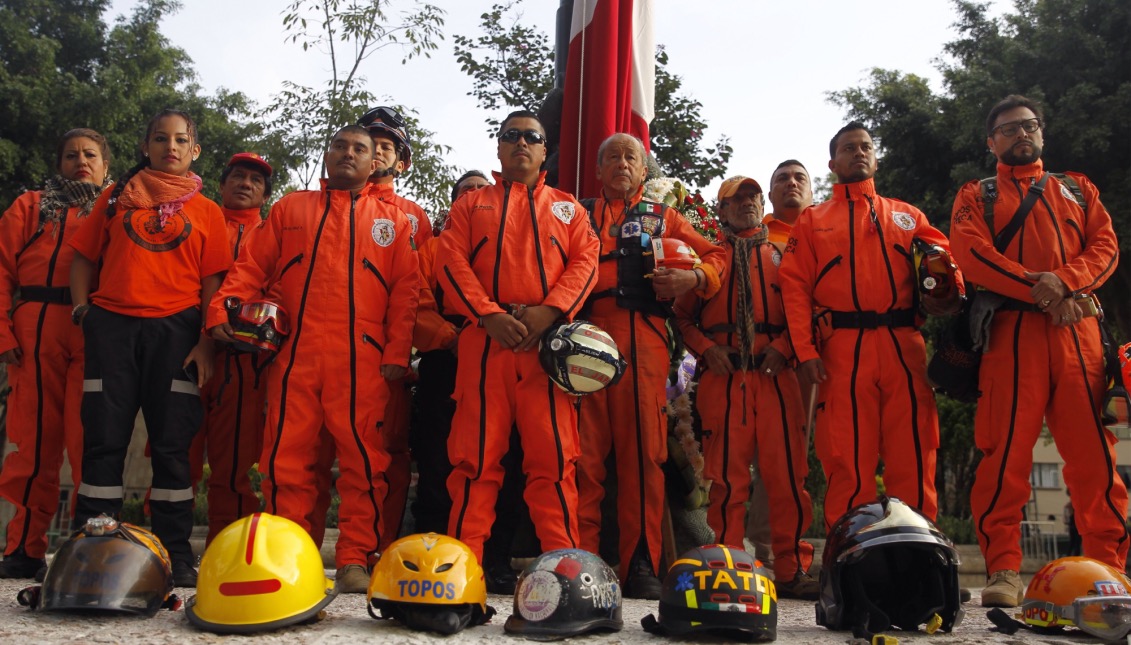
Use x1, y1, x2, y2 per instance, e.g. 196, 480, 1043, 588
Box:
623, 545, 662, 600
0, 549, 46, 579
172, 559, 198, 587
484, 561, 518, 595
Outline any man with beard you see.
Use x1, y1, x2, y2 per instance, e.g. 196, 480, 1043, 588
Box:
208, 125, 419, 593
675, 175, 817, 599
779, 123, 961, 535
949, 95, 1125, 607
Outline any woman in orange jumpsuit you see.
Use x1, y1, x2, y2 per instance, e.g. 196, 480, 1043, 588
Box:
0, 129, 110, 578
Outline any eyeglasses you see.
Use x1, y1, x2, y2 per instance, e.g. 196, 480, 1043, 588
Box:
991, 118, 1042, 138
358, 106, 406, 130
498, 129, 546, 145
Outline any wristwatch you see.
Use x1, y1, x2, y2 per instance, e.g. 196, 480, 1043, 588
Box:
71, 303, 90, 326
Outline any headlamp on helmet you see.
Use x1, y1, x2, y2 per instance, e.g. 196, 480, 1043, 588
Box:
17, 515, 178, 616
539, 320, 626, 395
224, 297, 290, 356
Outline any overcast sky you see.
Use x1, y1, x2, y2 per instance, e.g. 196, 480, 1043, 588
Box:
109, 0, 1005, 204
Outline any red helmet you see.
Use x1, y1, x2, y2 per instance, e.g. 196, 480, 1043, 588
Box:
649, 237, 702, 272
224, 298, 290, 356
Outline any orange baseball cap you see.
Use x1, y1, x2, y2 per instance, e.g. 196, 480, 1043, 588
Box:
717, 175, 762, 202
226, 152, 273, 177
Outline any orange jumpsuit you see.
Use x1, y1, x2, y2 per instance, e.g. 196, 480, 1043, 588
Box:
206, 182, 419, 567
362, 182, 433, 548
576, 188, 724, 579
674, 229, 814, 582
188, 206, 266, 545
437, 171, 598, 561
780, 178, 954, 528
950, 160, 1127, 572
761, 213, 792, 251
0, 192, 86, 560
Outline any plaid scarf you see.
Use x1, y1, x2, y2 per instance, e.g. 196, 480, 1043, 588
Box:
38, 175, 109, 227
723, 225, 768, 370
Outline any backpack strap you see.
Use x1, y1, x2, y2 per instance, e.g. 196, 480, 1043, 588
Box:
1049, 172, 1087, 212
979, 177, 998, 236
579, 197, 598, 233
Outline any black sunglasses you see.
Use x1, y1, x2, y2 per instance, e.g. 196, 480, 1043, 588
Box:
359, 106, 407, 130
498, 129, 546, 145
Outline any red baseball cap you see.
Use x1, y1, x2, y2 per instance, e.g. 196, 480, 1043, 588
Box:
226, 152, 273, 177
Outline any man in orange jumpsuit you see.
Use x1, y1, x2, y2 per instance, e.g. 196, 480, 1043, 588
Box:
208, 125, 419, 593
576, 133, 725, 598
189, 152, 272, 545
779, 122, 961, 533
0, 132, 110, 578
675, 175, 817, 599
437, 110, 598, 563
949, 95, 1126, 607
745, 159, 814, 572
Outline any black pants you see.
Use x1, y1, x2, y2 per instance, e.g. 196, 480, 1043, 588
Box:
74, 306, 203, 564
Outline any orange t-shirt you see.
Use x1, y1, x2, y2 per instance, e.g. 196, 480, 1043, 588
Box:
69, 181, 231, 318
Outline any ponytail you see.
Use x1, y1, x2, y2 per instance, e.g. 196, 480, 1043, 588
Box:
107, 108, 197, 217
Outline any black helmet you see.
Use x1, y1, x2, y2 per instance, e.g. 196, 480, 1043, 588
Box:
816, 496, 964, 638
641, 544, 776, 642
504, 549, 622, 640
357, 105, 412, 171
17, 515, 178, 616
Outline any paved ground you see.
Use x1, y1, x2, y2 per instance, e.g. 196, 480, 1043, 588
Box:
0, 576, 1090, 644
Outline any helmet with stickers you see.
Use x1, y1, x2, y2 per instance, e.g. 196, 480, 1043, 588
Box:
1021, 556, 1131, 642
539, 320, 626, 395
641, 543, 776, 642
504, 548, 622, 640
368, 533, 494, 635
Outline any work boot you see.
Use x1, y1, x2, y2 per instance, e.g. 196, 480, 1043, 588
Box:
0, 549, 46, 579
172, 560, 198, 588
484, 563, 518, 595
336, 564, 370, 594
981, 569, 1023, 608
623, 550, 662, 600
776, 571, 820, 600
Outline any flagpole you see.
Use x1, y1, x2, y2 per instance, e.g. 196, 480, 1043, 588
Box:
571, 0, 588, 196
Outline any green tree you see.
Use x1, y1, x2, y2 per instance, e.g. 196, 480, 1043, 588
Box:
268, 0, 458, 215
0, 0, 288, 207
452, 1, 732, 189
829, 0, 1130, 334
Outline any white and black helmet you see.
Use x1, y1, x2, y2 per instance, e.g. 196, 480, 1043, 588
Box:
539, 321, 626, 395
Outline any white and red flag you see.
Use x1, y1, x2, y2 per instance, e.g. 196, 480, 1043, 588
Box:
558, 0, 655, 199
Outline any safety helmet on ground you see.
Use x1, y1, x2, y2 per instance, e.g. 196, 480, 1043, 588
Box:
539, 320, 626, 395
641, 543, 776, 642
504, 548, 622, 640
1021, 556, 1131, 642
16, 515, 178, 616
224, 297, 290, 356
368, 533, 495, 635
185, 513, 337, 633
357, 105, 412, 171
817, 496, 963, 638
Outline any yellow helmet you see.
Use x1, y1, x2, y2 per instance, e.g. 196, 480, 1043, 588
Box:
185, 513, 337, 633
368, 533, 495, 634
16, 515, 178, 616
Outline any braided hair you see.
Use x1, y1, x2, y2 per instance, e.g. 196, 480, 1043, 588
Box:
106, 109, 198, 217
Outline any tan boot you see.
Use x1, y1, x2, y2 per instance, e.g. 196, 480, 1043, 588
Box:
981, 569, 1023, 608
335, 564, 371, 594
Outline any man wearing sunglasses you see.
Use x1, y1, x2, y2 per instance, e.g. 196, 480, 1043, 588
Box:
355, 105, 433, 551
437, 110, 599, 565
950, 94, 1125, 608
574, 133, 726, 599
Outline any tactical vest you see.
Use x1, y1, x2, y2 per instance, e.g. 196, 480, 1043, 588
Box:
583, 199, 671, 317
